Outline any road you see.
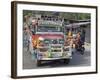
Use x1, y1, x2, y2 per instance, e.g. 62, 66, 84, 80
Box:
23, 43, 91, 69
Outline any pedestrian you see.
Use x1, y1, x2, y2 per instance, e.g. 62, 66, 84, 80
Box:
29, 18, 38, 34
80, 29, 86, 52
27, 26, 33, 54
80, 29, 86, 45
23, 23, 31, 51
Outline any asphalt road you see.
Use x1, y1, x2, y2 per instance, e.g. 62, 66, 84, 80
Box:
23, 43, 91, 69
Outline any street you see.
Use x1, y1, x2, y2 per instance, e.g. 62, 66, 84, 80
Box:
22, 10, 91, 69
23, 43, 91, 69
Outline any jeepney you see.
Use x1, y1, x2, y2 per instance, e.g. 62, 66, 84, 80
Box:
34, 19, 72, 66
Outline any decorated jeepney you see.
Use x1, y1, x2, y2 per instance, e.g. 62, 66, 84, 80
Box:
32, 19, 73, 66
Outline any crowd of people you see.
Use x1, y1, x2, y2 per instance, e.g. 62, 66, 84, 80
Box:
65, 29, 85, 54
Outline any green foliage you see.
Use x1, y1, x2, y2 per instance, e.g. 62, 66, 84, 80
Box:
23, 10, 33, 17
23, 10, 90, 21
59, 12, 90, 20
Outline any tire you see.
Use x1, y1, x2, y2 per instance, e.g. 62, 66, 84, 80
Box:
81, 51, 84, 55
37, 60, 41, 66
72, 51, 74, 55
63, 59, 70, 64
81, 47, 85, 55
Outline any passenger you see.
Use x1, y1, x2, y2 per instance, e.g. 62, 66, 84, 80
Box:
31, 32, 39, 59
32, 32, 39, 49
76, 31, 81, 42
66, 31, 73, 46
29, 19, 38, 34
32, 36, 44, 59
75, 30, 85, 53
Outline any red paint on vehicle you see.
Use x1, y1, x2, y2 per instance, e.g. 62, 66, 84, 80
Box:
38, 34, 64, 39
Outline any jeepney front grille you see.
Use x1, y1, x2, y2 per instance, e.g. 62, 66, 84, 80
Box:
51, 49, 62, 52
51, 46, 61, 48
51, 45, 62, 53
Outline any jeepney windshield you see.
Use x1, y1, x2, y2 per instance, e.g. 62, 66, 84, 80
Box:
37, 25, 63, 32
43, 39, 64, 44
51, 39, 64, 44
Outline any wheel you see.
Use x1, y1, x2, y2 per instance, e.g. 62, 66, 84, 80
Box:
63, 59, 70, 64
80, 47, 85, 55
82, 47, 85, 51
81, 51, 84, 55
72, 51, 74, 55
37, 60, 41, 66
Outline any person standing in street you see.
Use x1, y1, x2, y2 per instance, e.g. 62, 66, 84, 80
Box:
80, 29, 86, 52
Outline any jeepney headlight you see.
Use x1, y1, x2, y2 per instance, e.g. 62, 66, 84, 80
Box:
39, 37, 44, 41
